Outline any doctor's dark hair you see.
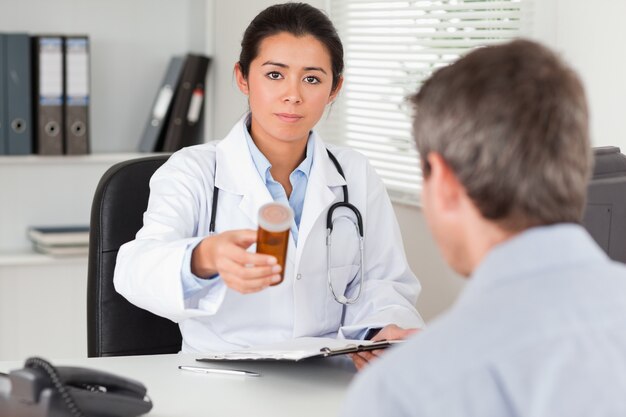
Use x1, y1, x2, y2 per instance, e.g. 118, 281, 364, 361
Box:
238, 2, 344, 92
411, 39, 591, 230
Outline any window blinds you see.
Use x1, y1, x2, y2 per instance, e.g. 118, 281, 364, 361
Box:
321, 0, 530, 204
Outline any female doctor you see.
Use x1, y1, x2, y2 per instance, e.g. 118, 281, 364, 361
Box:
114, 2, 424, 368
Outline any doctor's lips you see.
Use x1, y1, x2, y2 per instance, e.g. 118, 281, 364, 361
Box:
275, 113, 303, 123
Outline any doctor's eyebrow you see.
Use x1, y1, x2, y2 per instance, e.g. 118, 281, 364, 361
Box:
262, 61, 327, 74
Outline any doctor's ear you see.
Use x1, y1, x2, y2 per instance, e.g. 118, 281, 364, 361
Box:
328, 76, 344, 104
235, 62, 249, 95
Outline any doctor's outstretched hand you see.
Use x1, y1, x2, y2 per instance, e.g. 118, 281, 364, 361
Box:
350, 325, 420, 371
191, 229, 282, 294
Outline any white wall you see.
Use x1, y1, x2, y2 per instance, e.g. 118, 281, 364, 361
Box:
530, 0, 626, 150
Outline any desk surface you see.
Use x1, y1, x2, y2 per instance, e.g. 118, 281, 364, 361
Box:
0, 353, 356, 417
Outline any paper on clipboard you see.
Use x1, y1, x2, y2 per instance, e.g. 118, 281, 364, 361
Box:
196, 337, 403, 362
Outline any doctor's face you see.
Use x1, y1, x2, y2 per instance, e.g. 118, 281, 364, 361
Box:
236, 32, 341, 147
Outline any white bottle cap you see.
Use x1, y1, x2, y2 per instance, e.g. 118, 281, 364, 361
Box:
258, 202, 294, 232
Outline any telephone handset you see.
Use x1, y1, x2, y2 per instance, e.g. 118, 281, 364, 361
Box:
0, 357, 153, 417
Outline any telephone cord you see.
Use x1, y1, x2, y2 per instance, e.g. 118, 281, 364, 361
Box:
25, 357, 85, 417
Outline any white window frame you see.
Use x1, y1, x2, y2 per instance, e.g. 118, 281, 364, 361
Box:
321, 0, 532, 206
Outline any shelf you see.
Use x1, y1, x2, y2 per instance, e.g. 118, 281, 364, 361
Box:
0, 152, 168, 166
0, 154, 160, 253
0, 250, 87, 267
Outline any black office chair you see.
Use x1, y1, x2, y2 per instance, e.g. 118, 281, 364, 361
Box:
87, 155, 182, 357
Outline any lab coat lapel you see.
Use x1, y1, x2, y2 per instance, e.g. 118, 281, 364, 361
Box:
295, 136, 346, 269
215, 119, 272, 226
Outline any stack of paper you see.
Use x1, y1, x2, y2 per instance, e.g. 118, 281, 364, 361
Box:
27, 225, 90, 256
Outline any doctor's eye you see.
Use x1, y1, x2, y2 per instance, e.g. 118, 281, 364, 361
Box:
303, 76, 320, 85
266, 71, 283, 80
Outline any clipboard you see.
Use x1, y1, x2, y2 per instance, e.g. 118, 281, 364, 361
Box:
196, 337, 403, 362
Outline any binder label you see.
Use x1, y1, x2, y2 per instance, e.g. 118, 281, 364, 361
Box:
66, 38, 89, 104
153, 85, 174, 120
39, 38, 63, 105
187, 88, 204, 123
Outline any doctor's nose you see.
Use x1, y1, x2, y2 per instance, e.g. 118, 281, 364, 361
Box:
282, 83, 302, 104
283, 93, 302, 104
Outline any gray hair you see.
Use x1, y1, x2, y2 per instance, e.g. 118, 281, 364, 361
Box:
411, 39, 591, 230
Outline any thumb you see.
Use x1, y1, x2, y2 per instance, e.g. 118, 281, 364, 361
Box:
232, 229, 258, 248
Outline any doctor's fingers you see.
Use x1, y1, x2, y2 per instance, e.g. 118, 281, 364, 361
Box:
220, 271, 279, 294
215, 255, 281, 277
229, 246, 278, 267
218, 259, 281, 289
351, 350, 381, 371
350, 352, 372, 371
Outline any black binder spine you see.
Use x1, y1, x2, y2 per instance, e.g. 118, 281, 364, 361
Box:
162, 54, 210, 152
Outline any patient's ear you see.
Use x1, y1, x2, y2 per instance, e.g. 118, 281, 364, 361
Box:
426, 152, 464, 212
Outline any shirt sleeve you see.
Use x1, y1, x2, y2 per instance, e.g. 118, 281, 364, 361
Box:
180, 237, 220, 298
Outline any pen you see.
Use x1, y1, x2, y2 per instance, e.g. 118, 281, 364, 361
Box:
178, 365, 261, 377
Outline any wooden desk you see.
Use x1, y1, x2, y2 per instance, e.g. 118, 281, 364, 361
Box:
0, 353, 356, 417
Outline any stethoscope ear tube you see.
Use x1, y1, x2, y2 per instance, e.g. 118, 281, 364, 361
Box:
326, 201, 364, 237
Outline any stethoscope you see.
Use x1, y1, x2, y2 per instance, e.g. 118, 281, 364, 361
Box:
208, 149, 364, 305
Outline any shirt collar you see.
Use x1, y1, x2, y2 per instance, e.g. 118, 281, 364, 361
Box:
243, 114, 315, 184
457, 223, 608, 305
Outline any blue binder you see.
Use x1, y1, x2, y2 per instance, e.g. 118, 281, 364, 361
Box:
0, 34, 6, 154
4, 33, 32, 155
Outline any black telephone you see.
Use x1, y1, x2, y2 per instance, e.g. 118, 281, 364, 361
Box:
0, 357, 152, 417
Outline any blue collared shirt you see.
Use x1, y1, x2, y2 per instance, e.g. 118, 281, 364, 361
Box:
341, 224, 626, 416
243, 123, 314, 245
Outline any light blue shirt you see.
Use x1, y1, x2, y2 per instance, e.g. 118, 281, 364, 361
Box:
243, 123, 314, 245
341, 224, 626, 417
180, 119, 313, 294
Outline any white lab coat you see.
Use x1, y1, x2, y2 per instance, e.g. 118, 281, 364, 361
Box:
114, 117, 424, 353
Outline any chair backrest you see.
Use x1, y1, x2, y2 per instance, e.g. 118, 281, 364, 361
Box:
87, 155, 182, 357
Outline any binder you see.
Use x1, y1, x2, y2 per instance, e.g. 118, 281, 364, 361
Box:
161, 54, 210, 152
27, 225, 90, 246
5, 33, 33, 155
32, 35, 64, 155
138, 55, 184, 152
0, 34, 6, 154
64, 35, 90, 155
